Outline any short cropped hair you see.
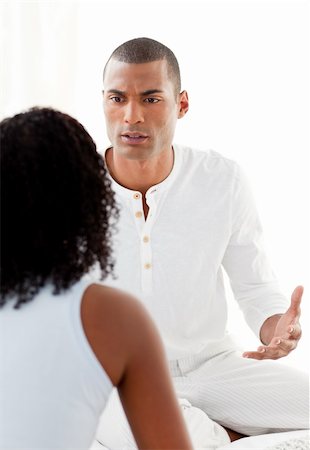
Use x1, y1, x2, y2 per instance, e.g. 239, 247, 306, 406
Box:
0, 107, 119, 308
103, 37, 181, 95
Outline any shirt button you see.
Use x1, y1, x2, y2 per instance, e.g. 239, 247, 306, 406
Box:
144, 263, 152, 270
133, 193, 141, 200
143, 236, 149, 243
135, 211, 143, 219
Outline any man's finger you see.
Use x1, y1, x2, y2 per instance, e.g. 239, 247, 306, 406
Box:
269, 337, 297, 353
243, 345, 288, 360
288, 285, 303, 318
242, 350, 265, 360
290, 285, 303, 308
287, 322, 302, 339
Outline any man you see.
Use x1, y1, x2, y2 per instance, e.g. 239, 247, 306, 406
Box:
96, 37, 308, 447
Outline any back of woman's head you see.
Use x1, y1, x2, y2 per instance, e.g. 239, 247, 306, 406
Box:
0, 107, 119, 308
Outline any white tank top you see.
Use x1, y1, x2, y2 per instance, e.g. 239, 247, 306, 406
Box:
0, 277, 113, 449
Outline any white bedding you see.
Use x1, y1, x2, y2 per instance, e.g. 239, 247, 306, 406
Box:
90, 430, 309, 449
91, 430, 309, 449
218, 429, 309, 450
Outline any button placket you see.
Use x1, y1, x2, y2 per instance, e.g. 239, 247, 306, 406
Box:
140, 190, 158, 294
130, 188, 158, 295
131, 191, 145, 234
140, 219, 153, 294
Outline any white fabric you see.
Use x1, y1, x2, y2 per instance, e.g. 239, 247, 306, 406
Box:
265, 436, 310, 450
266, 436, 309, 450
0, 278, 113, 449
218, 430, 310, 449
98, 350, 309, 445
102, 144, 289, 361
91, 431, 310, 450
179, 398, 230, 449
97, 146, 308, 445
97, 390, 230, 450
172, 349, 309, 436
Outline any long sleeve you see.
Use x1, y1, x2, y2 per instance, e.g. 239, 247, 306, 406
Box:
222, 164, 289, 339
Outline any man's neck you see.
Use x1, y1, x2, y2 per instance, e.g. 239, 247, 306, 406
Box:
105, 147, 174, 195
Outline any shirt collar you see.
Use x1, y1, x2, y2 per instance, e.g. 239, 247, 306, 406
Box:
103, 145, 182, 199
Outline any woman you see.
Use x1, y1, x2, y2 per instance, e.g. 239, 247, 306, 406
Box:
0, 107, 193, 449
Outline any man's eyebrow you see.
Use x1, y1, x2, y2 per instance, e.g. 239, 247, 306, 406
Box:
141, 89, 164, 96
106, 89, 125, 95
105, 89, 164, 96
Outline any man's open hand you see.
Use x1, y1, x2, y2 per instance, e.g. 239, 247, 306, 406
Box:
243, 286, 303, 360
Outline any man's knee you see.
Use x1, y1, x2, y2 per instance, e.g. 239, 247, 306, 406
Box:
96, 389, 136, 448
96, 392, 230, 449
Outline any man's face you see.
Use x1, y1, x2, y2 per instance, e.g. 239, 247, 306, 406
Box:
103, 58, 188, 161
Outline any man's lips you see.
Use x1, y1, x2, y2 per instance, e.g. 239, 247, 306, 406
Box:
120, 132, 149, 144
121, 132, 148, 138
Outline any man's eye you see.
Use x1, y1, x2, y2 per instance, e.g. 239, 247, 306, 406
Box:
110, 97, 123, 103
144, 98, 160, 103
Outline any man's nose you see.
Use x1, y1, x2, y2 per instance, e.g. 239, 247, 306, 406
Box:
124, 102, 144, 124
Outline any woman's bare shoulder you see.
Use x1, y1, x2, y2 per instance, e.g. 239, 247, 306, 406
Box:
80, 283, 154, 385
81, 283, 147, 325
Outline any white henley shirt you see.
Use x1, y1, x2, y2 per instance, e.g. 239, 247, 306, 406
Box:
103, 145, 288, 361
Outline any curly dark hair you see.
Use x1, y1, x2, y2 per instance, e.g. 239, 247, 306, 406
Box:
0, 107, 119, 308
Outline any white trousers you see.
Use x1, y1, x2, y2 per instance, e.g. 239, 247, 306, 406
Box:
96, 350, 309, 449
96, 394, 230, 449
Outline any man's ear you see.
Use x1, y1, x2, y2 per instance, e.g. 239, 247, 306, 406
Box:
178, 90, 189, 119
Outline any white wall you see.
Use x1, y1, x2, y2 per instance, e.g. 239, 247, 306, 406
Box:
1, 0, 309, 371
